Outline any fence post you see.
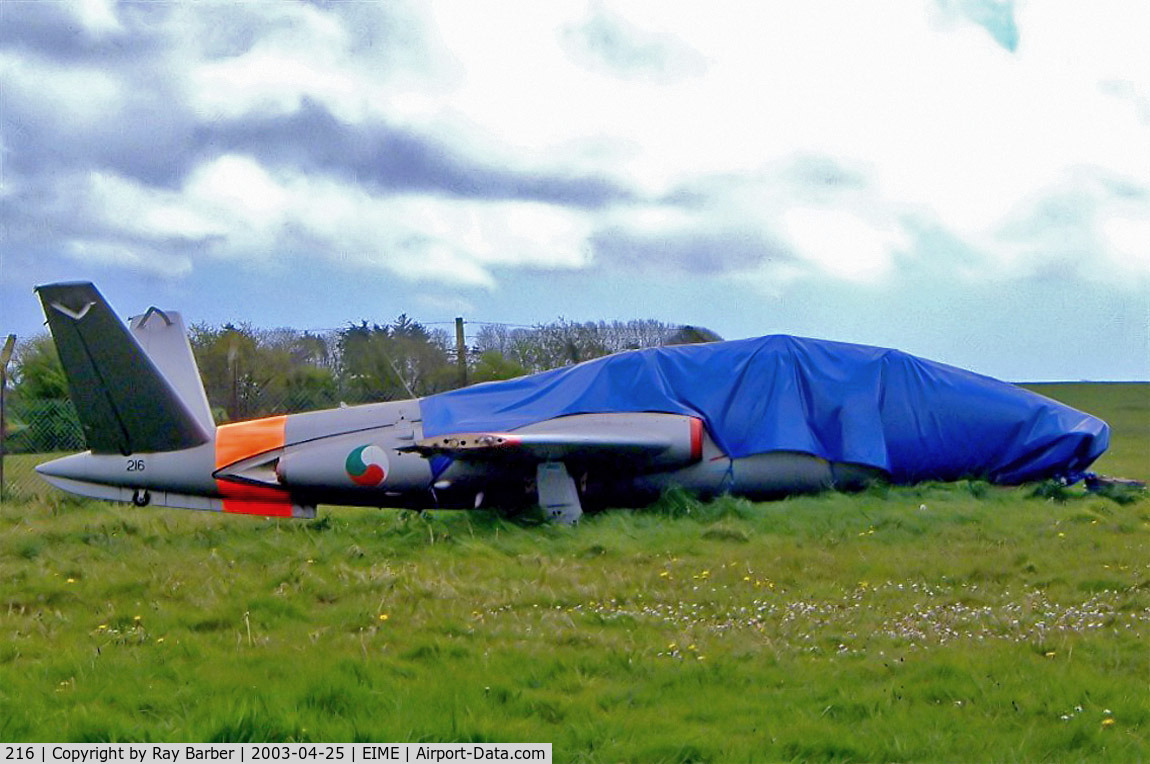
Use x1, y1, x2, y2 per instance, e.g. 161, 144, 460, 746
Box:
0, 334, 15, 500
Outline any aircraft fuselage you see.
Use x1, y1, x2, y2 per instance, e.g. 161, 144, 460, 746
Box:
39, 402, 873, 521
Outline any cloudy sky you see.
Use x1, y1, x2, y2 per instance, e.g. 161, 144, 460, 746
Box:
1, 0, 1147, 380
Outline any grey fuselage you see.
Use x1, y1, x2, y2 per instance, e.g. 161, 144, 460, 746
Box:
39, 400, 879, 520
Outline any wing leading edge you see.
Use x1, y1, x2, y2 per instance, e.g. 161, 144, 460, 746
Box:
406, 413, 704, 471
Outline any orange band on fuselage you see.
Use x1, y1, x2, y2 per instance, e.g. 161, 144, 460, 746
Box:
215, 415, 288, 470
214, 415, 292, 516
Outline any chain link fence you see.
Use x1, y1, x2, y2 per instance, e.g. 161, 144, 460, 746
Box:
0, 391, 382, 501
1, 398, 85, 501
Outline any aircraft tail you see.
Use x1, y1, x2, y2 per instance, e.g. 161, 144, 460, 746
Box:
35, 282, 213, 455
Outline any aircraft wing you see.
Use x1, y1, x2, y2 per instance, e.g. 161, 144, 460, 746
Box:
405, 413, 704, 471
408, 431, 666, 461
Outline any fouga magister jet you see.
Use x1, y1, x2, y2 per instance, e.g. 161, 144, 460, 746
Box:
34, 282, 1109, 524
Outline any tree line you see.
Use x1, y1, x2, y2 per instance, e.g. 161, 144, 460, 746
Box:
4, 317, 721, 451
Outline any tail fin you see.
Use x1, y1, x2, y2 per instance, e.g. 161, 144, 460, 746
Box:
128, 306, 215, 433
35, 282, 212, 455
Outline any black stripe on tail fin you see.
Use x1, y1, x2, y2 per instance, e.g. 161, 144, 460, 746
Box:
35, 282, 212, 455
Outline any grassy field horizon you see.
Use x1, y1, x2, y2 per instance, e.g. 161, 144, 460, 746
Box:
1, 383, 1146, 760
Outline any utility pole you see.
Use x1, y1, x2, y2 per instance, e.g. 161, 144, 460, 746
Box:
455, 317, 467, 387
227, 337, 239, 421
0, 335, 16, 500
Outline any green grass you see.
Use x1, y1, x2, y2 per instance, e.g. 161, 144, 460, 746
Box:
0, 384, 1146, 761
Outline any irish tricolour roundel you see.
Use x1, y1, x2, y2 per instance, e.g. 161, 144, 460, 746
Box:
345, 445, 389, 487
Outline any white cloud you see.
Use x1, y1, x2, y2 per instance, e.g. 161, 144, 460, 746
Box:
985, 167, 1150, 283
409, 198, 592, 269
185, 156, 291, 225
66, 156, 595, 288
80, 171, 221, 242
193, 53, 358, 120
72, 0, 123, 36
0, 53, 124, 126
186, 4, 361, 121
1101, 216, 1150, 275
181, 1, 445, 126
65, 239, 192, 279
782, 208, 908, 282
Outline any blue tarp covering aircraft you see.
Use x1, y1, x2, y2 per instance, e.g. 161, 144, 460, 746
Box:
422, 335, 1109, 485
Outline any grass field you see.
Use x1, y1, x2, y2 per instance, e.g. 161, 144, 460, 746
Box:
0, 384, 1146, 760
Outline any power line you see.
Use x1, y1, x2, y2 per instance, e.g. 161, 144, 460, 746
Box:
422, 320, 536, 329
292, 319, 539, 334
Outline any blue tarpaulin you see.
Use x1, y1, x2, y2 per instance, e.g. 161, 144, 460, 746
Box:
421, 335, 1109, 484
